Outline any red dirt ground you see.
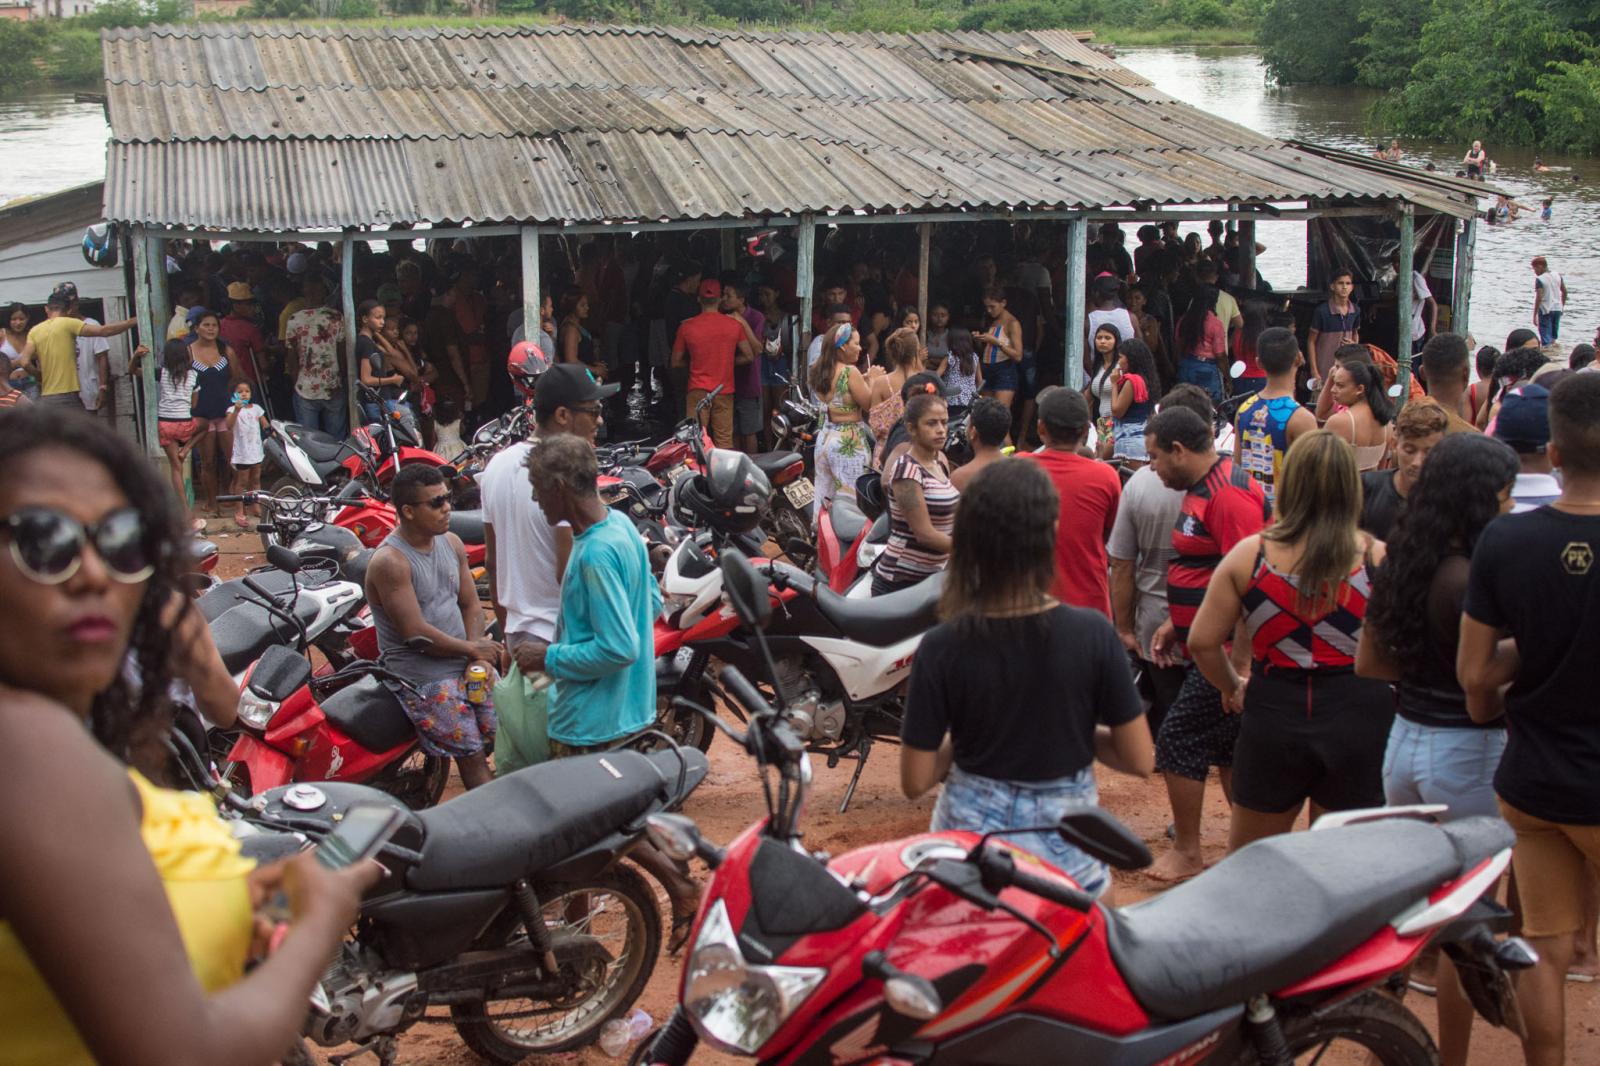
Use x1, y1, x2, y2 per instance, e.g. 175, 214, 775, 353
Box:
206, 531, 1597, 1066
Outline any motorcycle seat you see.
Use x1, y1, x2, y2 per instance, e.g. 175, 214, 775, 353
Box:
291, 431, 348, 464
320, 674, 416, 754
407, 748, 709, 891
829, 497, 868, 547
1103, 817, 1513, 1021
866, 512, 890, 545
751, 450, 803, 483
210, 597, 324, 674
448, 508, 485, 544
811, 571, 944, 647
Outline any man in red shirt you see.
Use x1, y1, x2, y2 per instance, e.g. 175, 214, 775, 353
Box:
218, 281, 267, 394
1025, 388, 1121, 615
1143, 396, 1269, 882
671, 279, 755, 449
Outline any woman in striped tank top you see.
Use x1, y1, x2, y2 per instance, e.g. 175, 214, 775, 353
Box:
872, 389, 959, 595
1187, 431, 1395, 852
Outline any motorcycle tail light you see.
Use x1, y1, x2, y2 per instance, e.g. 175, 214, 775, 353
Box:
684, 900, 825, 1055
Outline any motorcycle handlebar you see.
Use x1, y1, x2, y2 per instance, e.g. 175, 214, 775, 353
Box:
719, 664, 773, 722
979, 847, 1094, 913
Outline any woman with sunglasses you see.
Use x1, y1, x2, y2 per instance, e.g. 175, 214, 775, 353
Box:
806, 322, 882, 517
0, 407, 375, 1065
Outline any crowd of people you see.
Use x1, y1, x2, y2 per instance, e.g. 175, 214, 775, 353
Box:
2, 212, 1600, 1066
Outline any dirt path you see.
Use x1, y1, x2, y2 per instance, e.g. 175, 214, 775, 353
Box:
207, 532, 1596, 1065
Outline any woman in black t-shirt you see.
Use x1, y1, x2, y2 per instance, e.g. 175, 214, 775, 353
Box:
900, 458, 1154, 899
1357, 432, 1516, 1066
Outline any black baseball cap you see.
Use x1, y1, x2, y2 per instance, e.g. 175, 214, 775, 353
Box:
534, 363, 619, 413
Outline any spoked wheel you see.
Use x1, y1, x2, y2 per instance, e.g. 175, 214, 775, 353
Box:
771, 505, 815, 569
373, 748, 450, 810
1226, 992, 1438, 1065
450, 864, 661, 1062
651, 688, 714, 753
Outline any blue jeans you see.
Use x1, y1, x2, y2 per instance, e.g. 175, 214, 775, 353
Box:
1177, 355, 1224, 405
1382, 716, 1507, 821
294, 393, 347, 438
361, 398, 418, 437
1539, 310, 1562, 345
932, 764, 1108, 898
1233, 375, 1266, 401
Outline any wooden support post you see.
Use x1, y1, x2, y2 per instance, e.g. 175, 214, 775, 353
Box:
341, 234, 358, 427
520, 226, 541, 350
720, 228, 737, 273
1453, 217, 1477, 339
131, 226, 162, 457
1064, 217, 1088, 390
916, 221, 931, 343
1238, 219, 1256, 294
1396, 206, 1415, 409
796, 214, 817, 376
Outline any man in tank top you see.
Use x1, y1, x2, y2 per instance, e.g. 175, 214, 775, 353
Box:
366, 463, 503, 789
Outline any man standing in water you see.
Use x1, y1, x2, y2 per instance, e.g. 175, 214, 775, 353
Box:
1532, 257, 1568, 347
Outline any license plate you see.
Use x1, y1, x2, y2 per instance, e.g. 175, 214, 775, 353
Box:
784, 477, 815, 507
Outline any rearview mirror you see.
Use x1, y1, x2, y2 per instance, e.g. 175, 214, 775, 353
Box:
720, 552, 772, 629
1388, 384, 1404, 398
1057, 805, 1152, 871
1229, 360, 1247, 380
266, 544, 303, 574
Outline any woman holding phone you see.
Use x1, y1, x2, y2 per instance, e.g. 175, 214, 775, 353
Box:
0, 406, 375, 1065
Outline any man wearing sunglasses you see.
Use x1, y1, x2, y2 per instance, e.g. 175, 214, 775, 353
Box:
479, 363, 615, 776
366, 464, 503, 790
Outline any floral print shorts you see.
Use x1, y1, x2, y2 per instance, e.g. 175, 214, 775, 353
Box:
395, 675, 497, 758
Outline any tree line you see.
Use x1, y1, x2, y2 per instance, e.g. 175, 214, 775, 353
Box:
1259, 0, 1600, 153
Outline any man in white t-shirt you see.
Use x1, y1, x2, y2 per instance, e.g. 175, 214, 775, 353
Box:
1532, 256, 1568, 347
478, 364, 614, 775
58, 283, 113, 419
1393, 251, 1437, 353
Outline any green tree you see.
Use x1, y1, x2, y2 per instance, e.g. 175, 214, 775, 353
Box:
1351, 0, 1425, 89
1531, 52, 1600, 152
1378, 0, 1587, 145
1258, 0, 1359, 83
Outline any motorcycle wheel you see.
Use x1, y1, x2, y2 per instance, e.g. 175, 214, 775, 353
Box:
267, 473, 309, 498
371, 748, 450, 810
450, 863, 661, 1061
772, 503, 815, 569
650, 671, 715, 753
1222, 992, 1436, 1065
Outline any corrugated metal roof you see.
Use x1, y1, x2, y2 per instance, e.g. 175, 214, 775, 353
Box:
100, 21, 1481, 231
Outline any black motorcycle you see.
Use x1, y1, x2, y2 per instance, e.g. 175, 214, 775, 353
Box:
167, 725, 708, 1065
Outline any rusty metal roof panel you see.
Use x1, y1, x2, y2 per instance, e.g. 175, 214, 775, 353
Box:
100, 22, 1484, 229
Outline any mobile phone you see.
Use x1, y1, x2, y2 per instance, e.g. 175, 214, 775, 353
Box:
315, 803, 405, 870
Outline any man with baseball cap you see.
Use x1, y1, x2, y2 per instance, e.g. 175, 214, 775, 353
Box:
219, 280, 267, 391
479, 362, 614, 779
1494, 383, 1562, 511
15, 282, 135, 413
671, 277, 756, 449
1027, 386, 1123, 615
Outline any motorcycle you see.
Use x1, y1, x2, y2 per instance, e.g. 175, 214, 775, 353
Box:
657, 523, 941, 811
265, 385, 456, 497
215, 546, 448, 807
164, 717, 709, 1066
633, 552, 1535, 1066
814, 473, 890, 596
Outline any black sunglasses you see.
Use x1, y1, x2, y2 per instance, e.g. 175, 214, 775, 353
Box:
2, 506, 154, 585
409, 493, 451, 511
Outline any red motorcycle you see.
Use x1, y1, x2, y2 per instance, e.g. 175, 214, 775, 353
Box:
220, 546, 452, 808
265, 384, 455, 496
633, 553, 1535, 1066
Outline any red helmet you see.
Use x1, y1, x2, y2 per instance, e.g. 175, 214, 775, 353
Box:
507, 339, 551, 402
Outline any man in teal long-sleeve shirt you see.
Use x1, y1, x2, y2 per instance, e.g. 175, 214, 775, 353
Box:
521, 433, 662, 749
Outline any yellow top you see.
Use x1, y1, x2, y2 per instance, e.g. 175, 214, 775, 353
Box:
26, 316, 84, 397
0, 770, 256, 1066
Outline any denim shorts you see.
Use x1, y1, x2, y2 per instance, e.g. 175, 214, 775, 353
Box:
1382, 716, 1506, 821
931, 764, 1108, 898
982, 358, 1019, 394
1177, 356, 1224, 404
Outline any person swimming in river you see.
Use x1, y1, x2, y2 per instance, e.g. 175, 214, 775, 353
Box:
1541, 198, 1553, 221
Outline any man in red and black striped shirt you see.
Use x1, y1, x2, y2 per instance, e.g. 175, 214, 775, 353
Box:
1143, 397, 1269, 883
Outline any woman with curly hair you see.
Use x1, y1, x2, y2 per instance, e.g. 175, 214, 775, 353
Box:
1356, 431, 1518, 1066
0, 407, 372, 1065
899, 458, 1152, 900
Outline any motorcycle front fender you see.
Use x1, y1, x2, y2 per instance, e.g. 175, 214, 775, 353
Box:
226, 733, 294, 793
266, 424, 324, 486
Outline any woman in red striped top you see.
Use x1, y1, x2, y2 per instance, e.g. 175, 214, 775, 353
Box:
1188, 431, 1394, 853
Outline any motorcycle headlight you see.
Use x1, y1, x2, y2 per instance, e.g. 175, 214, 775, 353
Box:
237, 688, 279, 730
662, 591, 696, 623
684, 899, 826, 1055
